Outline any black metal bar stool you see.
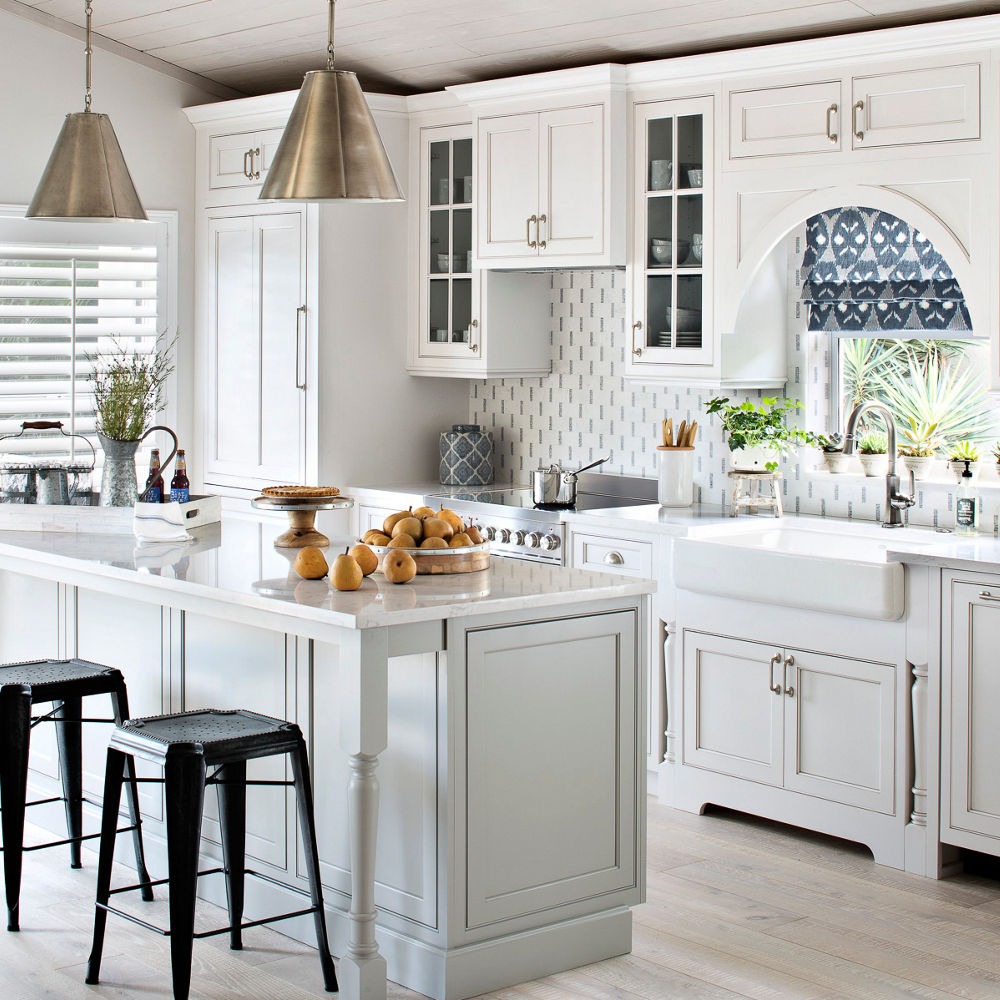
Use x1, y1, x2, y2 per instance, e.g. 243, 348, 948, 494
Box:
86, 708, 337, 1000
0, 658, 153, 932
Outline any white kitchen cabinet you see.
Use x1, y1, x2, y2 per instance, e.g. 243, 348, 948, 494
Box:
729, 80, 843, 158
682, 630, 896, 814
943, 579, 1000, 852
208, 127, 284, 191
477, 104, 622, 267
204, 205, 310, 490
409, 121, 549, 378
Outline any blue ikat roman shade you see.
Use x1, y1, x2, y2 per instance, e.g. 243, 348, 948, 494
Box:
800, 207, 972, 334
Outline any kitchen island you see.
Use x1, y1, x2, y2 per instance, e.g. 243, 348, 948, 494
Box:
0, 512, 652, 1000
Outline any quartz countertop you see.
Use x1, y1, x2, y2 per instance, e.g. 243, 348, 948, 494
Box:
0, 513, 652, 631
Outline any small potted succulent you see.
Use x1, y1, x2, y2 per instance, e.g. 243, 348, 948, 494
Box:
947, 440, 980, 480
821, 433, 851, 474
898, 419, 940, 479
858, 430, 889, 478
706, 396, 822, 473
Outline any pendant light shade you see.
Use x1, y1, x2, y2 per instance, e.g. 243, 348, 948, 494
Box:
27, 0, 147, 222
259, 1, 403, 203
27, 112, 147, 221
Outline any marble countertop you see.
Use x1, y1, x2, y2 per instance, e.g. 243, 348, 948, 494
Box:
0, 512, 652, 630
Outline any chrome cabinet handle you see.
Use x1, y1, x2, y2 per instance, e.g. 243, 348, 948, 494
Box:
783, 654, 795, 697
826, 103, 838, 143
768, 653, 783, 695
537, 213, 547, 249
979, 590, 1000, 602
469, 318, 480, 353
853, 100, 865, 141
243, 149, 254, 179
252, 146, 261, 179
603, 551, 624, 566
632, 320, 643, 356
527, 214, 538, 249
295, 305, 307, 389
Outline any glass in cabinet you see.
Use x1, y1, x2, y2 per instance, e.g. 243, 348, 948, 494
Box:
632, 97, 713, 367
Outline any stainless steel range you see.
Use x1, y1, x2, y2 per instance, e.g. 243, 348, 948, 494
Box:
425, 473, 657, 565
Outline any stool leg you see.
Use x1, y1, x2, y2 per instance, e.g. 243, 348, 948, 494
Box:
53, 697, 83, 869
0, 685, 31, 932
164, 750, 206, 1000
290, 739, 338, 993
109, 682, 154, 902
86, 747, 126, 984
216, 761, 246, 950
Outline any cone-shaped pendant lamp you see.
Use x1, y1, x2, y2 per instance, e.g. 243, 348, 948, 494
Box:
27, 0, 146, 221
260, 0, 403, 202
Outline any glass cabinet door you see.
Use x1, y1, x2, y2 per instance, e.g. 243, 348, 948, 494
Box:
633, 97, 713, 367
422, 130, 479, 359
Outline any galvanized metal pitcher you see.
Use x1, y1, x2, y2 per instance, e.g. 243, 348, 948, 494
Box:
98, 425, 178, 507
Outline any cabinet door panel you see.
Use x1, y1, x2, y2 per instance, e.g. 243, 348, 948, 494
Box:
729, 81, 842, 158
538, 105, 604, 257
208, 131, 258, 189
852, 64, 980, 148
477, 113, 539, 260
948, 584, 1000, 842
783, 649, 895, 814
682, 631, 782, 786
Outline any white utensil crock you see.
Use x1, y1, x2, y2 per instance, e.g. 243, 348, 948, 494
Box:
658, 446, 694, 507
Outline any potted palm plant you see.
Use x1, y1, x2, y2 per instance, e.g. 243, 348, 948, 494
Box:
858, 430, 888, 478
706, 396, 823, 473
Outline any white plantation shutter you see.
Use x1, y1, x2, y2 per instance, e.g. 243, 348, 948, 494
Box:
0, 216, 167, 464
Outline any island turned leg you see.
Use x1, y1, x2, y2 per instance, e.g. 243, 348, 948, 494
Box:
339, 628, 389, 1000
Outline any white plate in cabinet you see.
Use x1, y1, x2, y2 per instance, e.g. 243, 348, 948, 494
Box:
729, 80, 843, 158
572, 532, 653, 578
209, 128, 284, 190
851, 63, 980, 149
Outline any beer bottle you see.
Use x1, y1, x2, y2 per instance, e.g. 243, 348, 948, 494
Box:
143, 448, 163, 503
169, 449, 190, 504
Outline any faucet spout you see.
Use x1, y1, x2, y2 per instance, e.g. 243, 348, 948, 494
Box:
842, 401, 913, 527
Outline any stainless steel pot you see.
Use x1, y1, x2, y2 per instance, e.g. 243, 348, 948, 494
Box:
531, 456, 609, 506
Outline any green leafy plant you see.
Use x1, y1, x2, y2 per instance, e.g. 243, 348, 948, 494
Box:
947, 439, 980, 463
898, 419, 940, 458
90, 336, 175, 442
858, 431, 887, 455
706, 396, 823, 473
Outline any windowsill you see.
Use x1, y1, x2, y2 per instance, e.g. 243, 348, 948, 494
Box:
807, 466, 1000, 489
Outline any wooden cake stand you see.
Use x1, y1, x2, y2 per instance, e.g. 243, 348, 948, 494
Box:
251, 494, 354, 548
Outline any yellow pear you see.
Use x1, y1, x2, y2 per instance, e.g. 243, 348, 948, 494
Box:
412, 505, 436, 520
386, 534, 417, 549
365, 532, 391, 547
363, 529, 386, 545
466, 525, 483, 545
392, 516, 423, 543
437, 508, 465, 534
331, 552, 363, 591
420, 536, 449, 549
422, 517, 453, 541
293, 546, 329, 580
382, 508, 412, 536
449, 532, 472, 547
349, 543, 378, 576
383, 549, 416, 584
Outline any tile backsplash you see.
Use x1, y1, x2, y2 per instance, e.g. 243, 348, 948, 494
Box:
468, 257, 999, 532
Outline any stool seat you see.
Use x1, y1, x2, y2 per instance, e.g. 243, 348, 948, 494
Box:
0, 658, 120, 701
117, 709, 300, 765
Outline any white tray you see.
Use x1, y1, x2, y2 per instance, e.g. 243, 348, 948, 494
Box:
0, 495, 222, 534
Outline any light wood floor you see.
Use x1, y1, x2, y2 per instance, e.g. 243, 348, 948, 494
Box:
4, 799, 1000, 999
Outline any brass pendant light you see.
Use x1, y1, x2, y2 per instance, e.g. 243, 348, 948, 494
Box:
27, 0, 147, 221
259, 0, 403, 202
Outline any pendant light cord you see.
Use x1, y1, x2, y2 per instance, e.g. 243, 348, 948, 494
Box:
84, 0, 93, 112
326, 0, 336, 70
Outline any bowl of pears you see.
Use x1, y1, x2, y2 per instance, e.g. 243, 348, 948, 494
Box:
360, 505, 490, 575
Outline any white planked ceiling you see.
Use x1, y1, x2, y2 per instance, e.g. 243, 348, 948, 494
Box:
13, 0, 1000, 95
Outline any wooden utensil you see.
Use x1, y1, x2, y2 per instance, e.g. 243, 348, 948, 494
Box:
676, 419, 688, 448
684, 420, 698, 447
665, 418, 673, 447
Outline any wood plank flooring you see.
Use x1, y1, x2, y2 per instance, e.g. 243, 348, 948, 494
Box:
2, 799, 999, 999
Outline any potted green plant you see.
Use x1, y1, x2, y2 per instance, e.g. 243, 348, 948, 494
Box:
706, 396, 822, 473
858, 430, 888, 478
946, 440, 980, 481
897, 419, 940, 479
821, 433, 852, 474
90, 337, 176, 506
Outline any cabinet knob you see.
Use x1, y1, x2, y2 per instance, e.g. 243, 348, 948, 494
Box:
603, 551, 624, 566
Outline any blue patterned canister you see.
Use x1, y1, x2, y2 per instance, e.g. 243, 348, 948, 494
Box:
439, 425, 494, 486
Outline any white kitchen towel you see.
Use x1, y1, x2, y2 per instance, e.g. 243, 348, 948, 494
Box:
133, 501, 193, 542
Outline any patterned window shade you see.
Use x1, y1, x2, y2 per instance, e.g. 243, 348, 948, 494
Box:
800, 207, 972, 335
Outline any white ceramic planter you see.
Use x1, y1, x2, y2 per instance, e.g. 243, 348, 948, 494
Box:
729, 445, 778, 472
859, 453, 889, 478
901, 454, 933, 479
824, 452, 852, 474
947, 459, 980, 481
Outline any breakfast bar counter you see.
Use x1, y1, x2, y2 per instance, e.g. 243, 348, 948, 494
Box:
0, 512, 652, 1000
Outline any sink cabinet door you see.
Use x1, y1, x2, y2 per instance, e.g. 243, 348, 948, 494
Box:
781, 649, 895, 814
682, 631, 783, 786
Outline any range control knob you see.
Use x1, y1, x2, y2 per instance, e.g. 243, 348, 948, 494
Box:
513, 530, 527, 546
484, 526, 497, 541
499, 528, 512, 543
542, 534, 561, 551
526, 532, 542, 548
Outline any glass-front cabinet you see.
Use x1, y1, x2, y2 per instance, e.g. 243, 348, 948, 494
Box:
630, 96, 714, 371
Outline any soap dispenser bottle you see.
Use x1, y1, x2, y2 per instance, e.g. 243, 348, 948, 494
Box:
955, 459, 979, 536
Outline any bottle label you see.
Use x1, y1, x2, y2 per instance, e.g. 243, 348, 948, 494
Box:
170, 487, 190, 504
145, 485, 162, 503
956, 497, 976, 527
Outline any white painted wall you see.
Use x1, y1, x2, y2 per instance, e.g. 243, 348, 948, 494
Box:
0, 8, 222, 459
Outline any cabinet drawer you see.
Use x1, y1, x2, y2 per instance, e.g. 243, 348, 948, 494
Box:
730, 80, 842, 158
209, 128, 284, 190
572, 532, 653, 578
852, 63, 980, 149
